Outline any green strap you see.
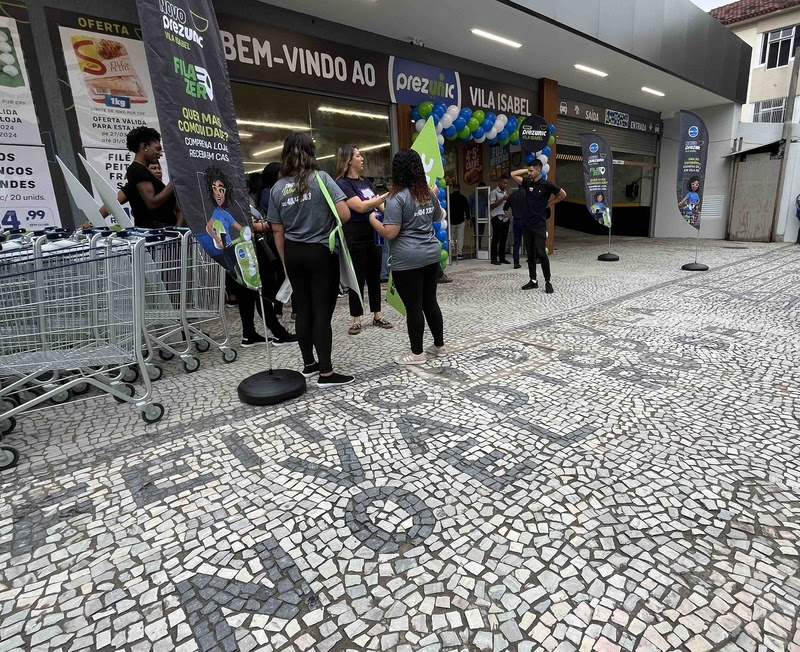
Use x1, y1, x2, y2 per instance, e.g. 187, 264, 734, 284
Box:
316, 172, 343, 253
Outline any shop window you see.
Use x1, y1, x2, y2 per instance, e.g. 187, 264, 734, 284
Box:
760, 27, 796, 69
231, 83, 392, 187
752, 97, 786, 123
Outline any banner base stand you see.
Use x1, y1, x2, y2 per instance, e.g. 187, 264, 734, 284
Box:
237, 370, 306, 406
681, 262, 709, 272
597, 253, 619, 262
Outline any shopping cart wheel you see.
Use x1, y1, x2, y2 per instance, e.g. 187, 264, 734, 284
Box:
183, 357, 200, 373
51, 389, 71, 405
112, 384, 135, 403
1, 396, 18, 410
1, 416, 16, 436
141, 403, 165, 424
222, 349, 238, 364
158, 349, 175, 361
147, 365, 164, 381
0, 446, 18, 471
194, 339, 211, 353
72, 382, 90, 396
122, 366, 140, 383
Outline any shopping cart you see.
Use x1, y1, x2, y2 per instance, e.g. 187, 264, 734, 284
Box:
0, 231, 164, 470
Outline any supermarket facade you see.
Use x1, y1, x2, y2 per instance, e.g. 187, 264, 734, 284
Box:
11, 0, 767, 248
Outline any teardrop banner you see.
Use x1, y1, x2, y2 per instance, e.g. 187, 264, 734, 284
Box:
518, 114, 549, 154
579, 133, 618, 261
676, 110, 709, 271
134, 0, 260, 291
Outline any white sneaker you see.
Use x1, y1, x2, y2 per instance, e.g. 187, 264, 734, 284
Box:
394, 351, 427, 365
426, 344, 447, 357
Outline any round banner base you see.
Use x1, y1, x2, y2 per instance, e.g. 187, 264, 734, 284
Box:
237, 370, 306, 406
597, 253, 620, 262
681, 262, 709, 272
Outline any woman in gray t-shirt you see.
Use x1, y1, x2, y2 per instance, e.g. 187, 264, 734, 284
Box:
267, 133, 353, 387
370, 149, 446, 365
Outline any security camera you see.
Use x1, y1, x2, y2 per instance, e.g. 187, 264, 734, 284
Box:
409, 37, 425, 47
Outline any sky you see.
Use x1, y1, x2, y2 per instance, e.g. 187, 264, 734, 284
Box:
689, 0, 730, 9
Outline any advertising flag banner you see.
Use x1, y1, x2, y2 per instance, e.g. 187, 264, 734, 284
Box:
676, 110, 708, 230
518, 114, 549, 154
412, 117, 444, 187
579, 133, 613, 228
135, 0, 259, 290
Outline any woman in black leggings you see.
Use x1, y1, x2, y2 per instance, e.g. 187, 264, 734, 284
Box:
267, 133, 354, 387
369, 149, 446, 365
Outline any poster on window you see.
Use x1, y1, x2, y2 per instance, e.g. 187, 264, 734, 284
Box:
579, 133, 613, 228
463, 141, 483, 186
488, 143, 509, 183
0, 17, 41, 146
676, 110, 708, 230
443, 148, 458, 188
0, 144, 60, 229
57, 22, 159, 149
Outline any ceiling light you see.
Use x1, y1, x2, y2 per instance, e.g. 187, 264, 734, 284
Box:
238, 131, 253, 138
251, 144, 284, 157
574, 64, 608, 78
470, 28, 522, 49
641, 86, 665, 97
316, 143, 391, 162
317, 154, 336, 161
318, 106, 388, 120
237, 119, 311, 130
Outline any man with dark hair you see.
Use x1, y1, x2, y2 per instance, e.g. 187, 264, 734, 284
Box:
448, 184, 469, 260
124, 126, 176, 228
490, 175, 511, 265
510, 160, 566, 294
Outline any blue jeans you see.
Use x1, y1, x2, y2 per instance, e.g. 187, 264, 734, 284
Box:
513, 221, 524, 264
380, 240, 390, 280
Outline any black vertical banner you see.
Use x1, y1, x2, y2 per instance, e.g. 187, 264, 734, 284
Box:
676, 110, 708, 231
579, 133, 613, 228
135, 0, 259, 289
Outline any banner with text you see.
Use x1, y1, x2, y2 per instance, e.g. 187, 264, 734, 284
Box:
579, 133, 612, 229
488, 143, 509, 183
676, 110, 708, 230
136, 0, 259, 289
0, 17, 41, 145
0, 144, 59, 229
463, 141, 483, 186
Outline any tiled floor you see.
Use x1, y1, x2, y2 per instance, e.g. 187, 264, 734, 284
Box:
1, 234, 799, 652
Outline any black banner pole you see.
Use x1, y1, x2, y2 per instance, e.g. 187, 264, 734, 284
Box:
677, 110, 709, 272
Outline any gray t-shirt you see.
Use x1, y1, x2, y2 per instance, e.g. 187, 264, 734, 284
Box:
267, 171, 346, 245
383, 188, 442, 271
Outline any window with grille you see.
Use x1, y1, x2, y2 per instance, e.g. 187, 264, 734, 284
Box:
752, 98, 786, 123
759, 26, 798, 69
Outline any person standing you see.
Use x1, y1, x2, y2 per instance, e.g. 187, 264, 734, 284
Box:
490, 175, 511, 265
124, 126, 176, 228
335, 145, 393, 336
510, 160, 566, 294
505, 189, 524, 269
448, 184, 470, 260
370, 149, 446, 365
268, 133, 354, 387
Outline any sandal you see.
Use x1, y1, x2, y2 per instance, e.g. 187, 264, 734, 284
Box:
373, 317, 393, 329
348, 322, 362, 335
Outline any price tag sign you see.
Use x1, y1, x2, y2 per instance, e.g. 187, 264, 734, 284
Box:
0, 145, 59, 228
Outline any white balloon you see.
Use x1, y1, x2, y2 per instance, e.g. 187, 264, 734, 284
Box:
496, 114, 507, 128
447, 105, 460, 118
439, 208, 447, 220
474, 134, 486, 143
415, 119, 426, 132
436, 121, 443, 134
440, 219, 448, 229
542, 164, 550, 174
440, 114, 453, 129
437, 134, 444, 146
538, 154, 548, 165
486, 128, 497, 140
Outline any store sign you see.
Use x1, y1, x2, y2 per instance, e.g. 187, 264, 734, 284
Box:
219, 15, 389, 102
0, 145, 60, 229
463, 141, 483, 186
0, 17, 42, 146
519, 113, 549, 153
460, 74, 534, 117
558, 98, 661, 134
389, 56, 459, 106
488, 143, 510, 183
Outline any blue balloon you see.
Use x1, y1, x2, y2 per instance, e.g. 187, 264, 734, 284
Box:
487, 136, 498, 145
438, 188, 446, 201
498, 128, 509, 141
459, 133, 471, 142
433, 108, 445, 120
510, 139, 520, 146
436, 229, 447, 243
541, 172, 548, 180
460, 108, 473, 120
441, 240, 449, 251
411, 107, 421, 121
482, 118, 494, 132
439, 145, 445, 155
549, 124, 556, 135
443, 126, 457, 138
453, 117, 467, 132
435, 101, 447, 113
440, 200, 447, 209
506, 116, 518, 131
542, 146, 552, 157
473, 127, 485, 140
433, 221, 442, 231
485, 112, 496, 124
525, 152, 535, 164
441, 156, 446, 166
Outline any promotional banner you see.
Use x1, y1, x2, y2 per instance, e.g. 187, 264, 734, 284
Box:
443, 148, 458, 188
579, 133, 613, 228
519, 114, 549, 154
57, 16, 160, 149
676, 110, 708, 230
0, 17, 42, 146
389, 56, 459, 107
0, 145, 60, 229
135, 0, 259, 289
463, 141, 483, 186
488, 143, 510, 183
412, 117, 444, 187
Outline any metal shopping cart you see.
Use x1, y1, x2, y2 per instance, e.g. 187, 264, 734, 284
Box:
0, 232, 164, 470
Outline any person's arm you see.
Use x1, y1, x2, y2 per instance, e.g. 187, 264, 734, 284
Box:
490, 190, 506, 210
345, 193, 387, 214
174, 202, 184, 227
369, 213, 401, 240
137, 180, 174, 211
511, 169, 527, 185
549, 188, 567, 206
271, 222, 287, 275
206, 219, 223, 248
336, 199, 351, 223
99, 189, 128, 219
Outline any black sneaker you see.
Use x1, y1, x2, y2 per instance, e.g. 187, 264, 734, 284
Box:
500, 259, 511, 264
545, 281, 554, 294
271, 334, 298, 347
241, 334, 267, 348
521, 280, 539, 290
317, 372, 355, 387
491, 260, 501, 266
438, 274, 453, 284
514, 263, 521, 269
302, 362, 320, 378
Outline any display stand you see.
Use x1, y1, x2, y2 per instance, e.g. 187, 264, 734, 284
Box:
597, 228, 619, 262
681, 228, 709, 271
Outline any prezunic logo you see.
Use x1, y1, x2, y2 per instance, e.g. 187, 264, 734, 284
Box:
395, 72, 455, 101
159, 0, 204, 48
174, 56, 214, 100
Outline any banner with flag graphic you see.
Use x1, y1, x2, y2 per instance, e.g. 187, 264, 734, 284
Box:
134, 0, 260, 289
676, 110, 708, 231
579, 133, 613, 228
412, 117, 444, 187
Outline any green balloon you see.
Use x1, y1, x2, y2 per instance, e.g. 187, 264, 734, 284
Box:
458, 126, 471, 139
547, 135, 555, 146
499, 137, 510, 146
467, 117, 480, 132
419, 102, 434, 118
444, 129, 458, 141
510, 130, 519, 142
412, 131, 419, 142
473, 110, 485, 124
440, 249, 449, 264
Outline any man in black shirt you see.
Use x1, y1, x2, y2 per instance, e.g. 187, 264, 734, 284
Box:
510, 160, 566, 293
448, 184, 470, 260
125, 126, 177, 228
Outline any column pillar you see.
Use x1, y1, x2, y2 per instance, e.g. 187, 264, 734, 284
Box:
539, 78, 558, 255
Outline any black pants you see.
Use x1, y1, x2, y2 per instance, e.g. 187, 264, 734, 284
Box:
235, 281, 292, 340
344, 221, 382, 317
491, 217, 510, 262
392, 262, 444, 355
284, 240, 339, 374
522, 230, 550, 281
